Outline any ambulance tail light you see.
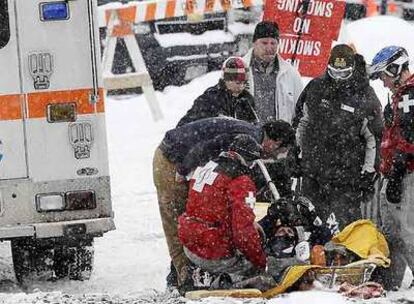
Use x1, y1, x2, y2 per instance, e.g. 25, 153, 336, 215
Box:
40, 2, 69, 21
35, 191, 96, 212
65, 190, 96, 211
36, 193, 65, 212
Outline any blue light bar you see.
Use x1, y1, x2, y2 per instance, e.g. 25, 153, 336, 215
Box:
40, 2, 69, 21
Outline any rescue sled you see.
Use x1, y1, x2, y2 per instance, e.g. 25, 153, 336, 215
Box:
184, 161, 389, 300
185, 288, 262, 300
185, 220, 389, 300
185, 262, 379, 299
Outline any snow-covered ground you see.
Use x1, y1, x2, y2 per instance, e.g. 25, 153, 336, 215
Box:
1, 15, 414, 304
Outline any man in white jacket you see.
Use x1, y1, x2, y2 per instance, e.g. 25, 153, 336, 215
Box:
244, 21, 303, 124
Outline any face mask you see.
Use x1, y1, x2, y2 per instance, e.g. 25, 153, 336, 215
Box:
269, 235, 297, 258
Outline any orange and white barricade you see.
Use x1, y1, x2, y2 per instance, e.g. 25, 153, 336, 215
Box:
98, 0, 264, 121
98, 0, 264, 27
102, 8, 163, 121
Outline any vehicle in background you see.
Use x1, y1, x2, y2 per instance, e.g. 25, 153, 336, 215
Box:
396, 0, 414, 20
345, 0, 368, 20
344, 0, 413, 21
98, 0, 261, 91
0, 0, 114, 283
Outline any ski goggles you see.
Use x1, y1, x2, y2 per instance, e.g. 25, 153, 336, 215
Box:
370, 62, 403, 80
369, 50, 409, 80
327, 65, 354, 80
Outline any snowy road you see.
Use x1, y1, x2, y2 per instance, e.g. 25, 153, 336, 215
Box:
1, 16, 414, 303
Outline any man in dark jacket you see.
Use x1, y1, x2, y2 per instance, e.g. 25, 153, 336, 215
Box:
297, 44, 378, 230
177, 120, 295, 178
293, 52, 383, 138
177, 56, 259, 127
153, 117, 295, 288
293, 49, 383, 224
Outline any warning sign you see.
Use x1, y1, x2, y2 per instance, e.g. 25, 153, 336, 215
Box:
263, 0, 346, 77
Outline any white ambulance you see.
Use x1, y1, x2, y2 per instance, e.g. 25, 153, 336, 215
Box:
0, 0, 114, 282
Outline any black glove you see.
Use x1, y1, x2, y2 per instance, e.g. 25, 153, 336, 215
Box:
386, 152, 407, 204
386, 175, 404, 204
359, 171, 378, 196
287, 144, 302, 178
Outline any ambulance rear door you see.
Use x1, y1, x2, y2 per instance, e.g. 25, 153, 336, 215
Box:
0, 0, 29, 180
14, 0, 107, 182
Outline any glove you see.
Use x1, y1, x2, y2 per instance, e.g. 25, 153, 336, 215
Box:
287, 144, 302, 178
359, 171, 378, 195
386, 152, 407, 204
386, 175, 404, 204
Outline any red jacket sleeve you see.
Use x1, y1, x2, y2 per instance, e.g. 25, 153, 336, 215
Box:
228, 175, 266, 270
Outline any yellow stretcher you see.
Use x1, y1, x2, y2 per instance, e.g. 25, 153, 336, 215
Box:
185, 219, 390, 300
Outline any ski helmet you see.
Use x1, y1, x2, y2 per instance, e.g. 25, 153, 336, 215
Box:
369, 46, 409, 80
266, 198, 304, 227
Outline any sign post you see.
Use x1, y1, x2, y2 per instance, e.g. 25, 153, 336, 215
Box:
263, 0, 346, 77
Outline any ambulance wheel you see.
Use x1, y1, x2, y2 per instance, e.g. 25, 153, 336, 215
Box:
53, 238, 94, 280
11, 238, 55, 284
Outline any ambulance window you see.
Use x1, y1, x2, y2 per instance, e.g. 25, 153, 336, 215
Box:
0, 0, 10, 49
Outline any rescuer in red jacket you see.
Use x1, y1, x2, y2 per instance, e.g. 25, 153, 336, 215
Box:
369, 46, 414, 290
178, 134, 267, 282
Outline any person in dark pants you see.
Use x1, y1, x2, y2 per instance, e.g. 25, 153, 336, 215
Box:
297, 44, 377, 231
153, 117, 294, 290
176, 56, 259, 127
369, 45, 414, 290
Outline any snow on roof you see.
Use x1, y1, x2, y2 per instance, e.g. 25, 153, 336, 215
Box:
154, 30, 235, 47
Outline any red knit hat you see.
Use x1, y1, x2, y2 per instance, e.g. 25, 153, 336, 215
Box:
222, 56, 248, 82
